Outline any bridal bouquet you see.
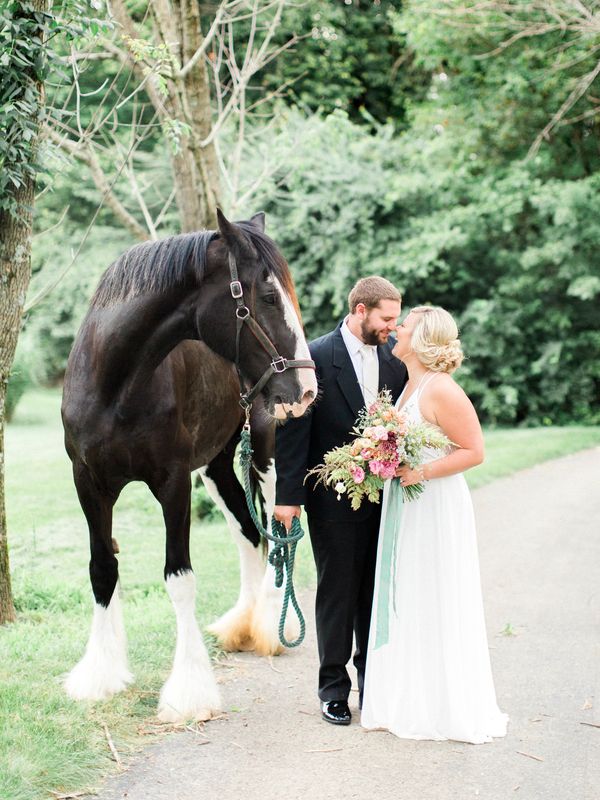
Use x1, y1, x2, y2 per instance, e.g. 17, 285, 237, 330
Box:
307, 390, 451, 509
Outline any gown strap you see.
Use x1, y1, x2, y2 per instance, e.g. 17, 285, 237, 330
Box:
415, 371, 438, 401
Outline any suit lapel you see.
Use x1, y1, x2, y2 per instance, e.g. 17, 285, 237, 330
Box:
332, 326, 364, 419
377, 345, 395, 393
378, 341, 407, 401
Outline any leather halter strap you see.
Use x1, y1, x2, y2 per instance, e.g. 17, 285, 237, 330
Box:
228, 253, 315, 410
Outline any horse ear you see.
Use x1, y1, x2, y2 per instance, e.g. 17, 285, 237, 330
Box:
216, 207, 256, 259
249, 212, 265, 232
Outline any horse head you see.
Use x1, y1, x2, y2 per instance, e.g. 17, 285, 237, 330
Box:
197, 209, 317, 420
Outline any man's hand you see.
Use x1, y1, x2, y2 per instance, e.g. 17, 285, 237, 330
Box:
274, 505, 302, 531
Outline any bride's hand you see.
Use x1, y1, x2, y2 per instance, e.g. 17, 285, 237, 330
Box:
395, 465, 423, 486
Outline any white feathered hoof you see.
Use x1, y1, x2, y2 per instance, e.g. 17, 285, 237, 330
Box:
157, 662, 222, 723
65, 591, 133, 701
249, 588, 301, 656
206, 605, 255, 652
64, 653, 133, 702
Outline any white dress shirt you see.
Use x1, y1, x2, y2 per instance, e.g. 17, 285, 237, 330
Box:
341, 318, 379, 403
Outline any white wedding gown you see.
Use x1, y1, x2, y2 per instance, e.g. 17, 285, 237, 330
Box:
361, 375, 509, 744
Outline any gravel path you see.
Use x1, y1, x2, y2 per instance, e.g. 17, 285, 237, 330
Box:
97, 447, 600, 800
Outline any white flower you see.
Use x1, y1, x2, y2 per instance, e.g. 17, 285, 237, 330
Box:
335, 481, 346, 496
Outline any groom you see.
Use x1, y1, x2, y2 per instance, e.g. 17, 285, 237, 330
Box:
274, 277, 407, 725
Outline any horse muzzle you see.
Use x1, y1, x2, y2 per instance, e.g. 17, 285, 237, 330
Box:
273, 388, 315, 420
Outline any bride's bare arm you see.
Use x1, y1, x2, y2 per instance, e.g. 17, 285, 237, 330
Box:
397, 376, 484, 485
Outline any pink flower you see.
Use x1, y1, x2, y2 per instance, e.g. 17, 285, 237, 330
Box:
370, 426, 389, 441
369, 459, 383, 476
379, 462, 397, 480
360, 447, 375, 459
379, 437, 397, 453
350, 465, 365, 484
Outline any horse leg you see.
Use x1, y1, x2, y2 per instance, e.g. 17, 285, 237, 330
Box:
64, 464, 133, 701
151, 465, 221, 723
200, 442, 266, 652
251, 457, 301, 655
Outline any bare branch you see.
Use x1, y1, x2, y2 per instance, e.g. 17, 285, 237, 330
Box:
46, 126, 149, 241
25, 135, 144, 313
32, 205, 70, 239
528, 59, 600, 157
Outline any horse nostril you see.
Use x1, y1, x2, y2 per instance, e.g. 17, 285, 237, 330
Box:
273, 395, 283, 406
303, 390, 315, 404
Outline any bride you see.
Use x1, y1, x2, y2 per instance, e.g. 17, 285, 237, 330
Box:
361, 306, 509, 744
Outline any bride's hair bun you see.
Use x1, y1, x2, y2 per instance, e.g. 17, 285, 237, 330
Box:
410, 306, 464, 374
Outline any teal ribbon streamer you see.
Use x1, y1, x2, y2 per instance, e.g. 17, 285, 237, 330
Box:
373, 478, 404, 649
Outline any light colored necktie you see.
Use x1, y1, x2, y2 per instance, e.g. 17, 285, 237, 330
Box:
359, 344, 379, 405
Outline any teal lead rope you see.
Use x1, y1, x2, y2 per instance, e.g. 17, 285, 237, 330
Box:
239, 426, 306, 648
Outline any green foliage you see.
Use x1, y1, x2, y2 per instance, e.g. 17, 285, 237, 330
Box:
191, 479, 220, 522
249, 110, 600, 424
5, 353, 32, 422
253, 0, 429, 127
0, 1, 49, 216
395, 1, 600, 175
20, 218, 133, 382
14, 0, 600, 428
0, 1, 105, 217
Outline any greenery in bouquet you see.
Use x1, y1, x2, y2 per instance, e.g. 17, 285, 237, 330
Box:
307, 390, 451, 509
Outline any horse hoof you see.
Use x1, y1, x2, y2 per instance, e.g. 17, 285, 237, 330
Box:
206, 606, 255, 652
64, 658, 133, 701
156, 705, 216, 724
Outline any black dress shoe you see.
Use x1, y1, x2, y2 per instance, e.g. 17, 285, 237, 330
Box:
321, 700, 352, 725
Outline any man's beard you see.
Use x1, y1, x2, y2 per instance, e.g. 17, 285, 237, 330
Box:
361, 319, 387, 346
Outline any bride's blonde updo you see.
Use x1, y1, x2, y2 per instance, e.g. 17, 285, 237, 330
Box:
410, 306, 464, 374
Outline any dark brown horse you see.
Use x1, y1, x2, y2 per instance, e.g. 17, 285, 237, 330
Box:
61, 210, 316, 722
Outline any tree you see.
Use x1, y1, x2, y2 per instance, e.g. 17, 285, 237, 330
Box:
396, 0, 600, 174
45, 0, 297, 237
255, 0, 429, 128
0, 0, 51, 624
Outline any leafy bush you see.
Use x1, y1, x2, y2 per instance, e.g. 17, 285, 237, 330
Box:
248, 111, 600, 425
5, 354, 32, 423
191, 478, 220, 522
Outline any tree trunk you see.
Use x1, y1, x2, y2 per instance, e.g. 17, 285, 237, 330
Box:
179, 0, 221, 229
0, 0, 47, 624
0, 175, 37, 625
112, 0, 222, 231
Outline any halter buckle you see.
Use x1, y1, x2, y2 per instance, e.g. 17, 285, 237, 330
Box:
230, 280, 243, 299
236, 306, 250, 320
271, 357, 287, 373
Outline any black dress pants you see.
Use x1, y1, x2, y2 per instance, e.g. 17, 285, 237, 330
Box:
308, 512, 381, 703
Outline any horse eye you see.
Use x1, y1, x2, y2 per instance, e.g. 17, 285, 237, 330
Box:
262, 293, 276, 305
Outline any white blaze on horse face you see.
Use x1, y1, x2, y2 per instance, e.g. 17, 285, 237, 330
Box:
158, 570, 221, 722
64, 585, 133, 701
271, 276, 317, 419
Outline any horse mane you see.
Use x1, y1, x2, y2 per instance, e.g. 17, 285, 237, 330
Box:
90, 231, 216, 308
90, 223, 301, 319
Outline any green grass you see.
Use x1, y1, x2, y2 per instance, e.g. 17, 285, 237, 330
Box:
2, 387, 599, 800
466, 425, 600, 489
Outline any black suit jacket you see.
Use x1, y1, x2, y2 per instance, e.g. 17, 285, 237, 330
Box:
275, 322, 408, 522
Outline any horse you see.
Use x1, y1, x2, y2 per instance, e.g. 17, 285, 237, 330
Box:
61, 209, 317, 722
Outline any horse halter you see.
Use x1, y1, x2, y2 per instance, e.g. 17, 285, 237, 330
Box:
228, 252, 316, 411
